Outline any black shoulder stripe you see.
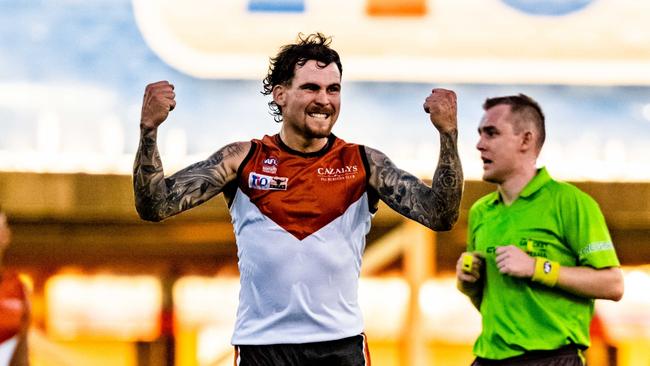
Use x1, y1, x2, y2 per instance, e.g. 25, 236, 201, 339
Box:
359, 145, 379, 213
358, 145, 371, 186
237, 140, 258, 180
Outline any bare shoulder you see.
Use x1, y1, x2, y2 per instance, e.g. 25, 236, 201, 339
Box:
363, 145, 393, 172
363, 145, 385, 161
217, 141, 251, 172
362, 145, 404, 187
363, 145, 422, 205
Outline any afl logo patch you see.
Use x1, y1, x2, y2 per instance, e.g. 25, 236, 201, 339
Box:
262, 157, 279, 174
248, 172, 288, 191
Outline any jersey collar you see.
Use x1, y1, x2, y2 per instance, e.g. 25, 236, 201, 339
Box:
519, 166, 552, 199
275, 133, 337, 158
489, 166, 551, 205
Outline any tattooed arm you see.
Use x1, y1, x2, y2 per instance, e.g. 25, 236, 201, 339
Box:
366, 131, 462, 230
366, 88, 463, 231
133, 130, 248, 221
133, 81, 249, 221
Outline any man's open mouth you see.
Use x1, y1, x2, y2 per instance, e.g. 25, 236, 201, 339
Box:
308, 112, 329, 119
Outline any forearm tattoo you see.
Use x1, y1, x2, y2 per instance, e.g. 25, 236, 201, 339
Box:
367, 129, 463, 230
133, 128, 245, 221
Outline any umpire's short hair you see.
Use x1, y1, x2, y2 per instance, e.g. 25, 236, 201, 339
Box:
483, 94, 546, 150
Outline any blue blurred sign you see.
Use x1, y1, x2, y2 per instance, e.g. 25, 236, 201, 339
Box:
502, 0, 595, 16
248, 0, 305, 12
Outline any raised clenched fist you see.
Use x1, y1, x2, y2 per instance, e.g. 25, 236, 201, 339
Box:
140, 81, 177, 129
423, 88, 457, 133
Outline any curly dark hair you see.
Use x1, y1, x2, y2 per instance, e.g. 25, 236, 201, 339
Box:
483, 93, 546, 150
262, 33, 343, 123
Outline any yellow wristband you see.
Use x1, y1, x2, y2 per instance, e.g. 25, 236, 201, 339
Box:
461, 253, 474, 273
532, 257, 560, 287
526, 239, 534, 254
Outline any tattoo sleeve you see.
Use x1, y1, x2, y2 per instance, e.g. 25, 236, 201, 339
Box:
366, 129, 463, 231
132, 128, 246, 221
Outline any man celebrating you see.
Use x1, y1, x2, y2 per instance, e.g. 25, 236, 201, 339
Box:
457, 94, 623, 366
134, 33, 463, 365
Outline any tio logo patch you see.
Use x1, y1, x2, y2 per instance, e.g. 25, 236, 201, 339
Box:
248, 172, 288, 191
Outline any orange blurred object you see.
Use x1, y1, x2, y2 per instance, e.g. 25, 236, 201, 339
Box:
366, 0, 427, 16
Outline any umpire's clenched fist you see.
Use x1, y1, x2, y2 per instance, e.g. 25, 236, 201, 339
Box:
141, 81, 176, 129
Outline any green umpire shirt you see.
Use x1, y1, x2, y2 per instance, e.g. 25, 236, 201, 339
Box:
467, 167, 620, 360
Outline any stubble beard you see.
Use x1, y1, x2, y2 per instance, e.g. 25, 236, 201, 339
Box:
305, 127, 332, 139
304, 118, 335, 139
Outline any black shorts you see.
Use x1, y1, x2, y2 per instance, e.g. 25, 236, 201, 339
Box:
471, 345, 584, 366
234, 334, 371, 366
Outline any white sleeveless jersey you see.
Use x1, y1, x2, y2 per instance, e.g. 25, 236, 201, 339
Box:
229, 134, 376, 345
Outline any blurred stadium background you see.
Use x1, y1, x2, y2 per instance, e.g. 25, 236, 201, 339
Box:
1, 0, 649, 365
